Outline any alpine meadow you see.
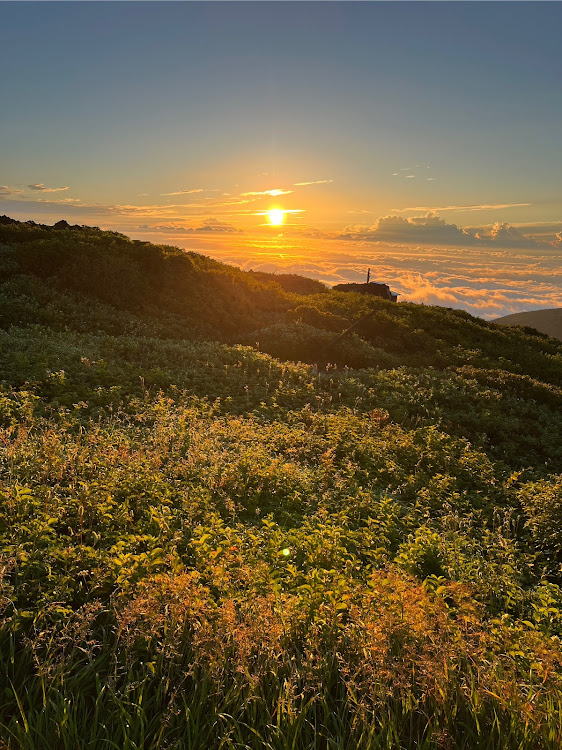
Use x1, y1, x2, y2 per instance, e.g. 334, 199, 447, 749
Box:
2, 1, 562, 747
1, 218, 562, 749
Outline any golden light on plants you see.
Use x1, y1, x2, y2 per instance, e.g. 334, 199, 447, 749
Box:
268, 209, 285, 226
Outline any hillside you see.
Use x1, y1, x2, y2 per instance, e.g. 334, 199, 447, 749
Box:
2, 216, 562, 379
1, 217, 562, 749
495, 307, 562, 341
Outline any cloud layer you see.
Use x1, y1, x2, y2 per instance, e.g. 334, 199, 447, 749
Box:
139, 229, 562, 320
340, 212, 545, 250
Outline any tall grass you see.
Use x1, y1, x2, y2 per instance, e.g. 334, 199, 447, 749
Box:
2, 220, 562, 748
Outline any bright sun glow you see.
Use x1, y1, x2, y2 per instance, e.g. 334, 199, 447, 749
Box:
268, 209, 285, 226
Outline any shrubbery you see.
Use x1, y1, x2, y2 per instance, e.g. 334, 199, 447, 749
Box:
1, 218, 562, 748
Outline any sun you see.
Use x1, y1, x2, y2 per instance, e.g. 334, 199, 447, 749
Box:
268, 208, 285, 226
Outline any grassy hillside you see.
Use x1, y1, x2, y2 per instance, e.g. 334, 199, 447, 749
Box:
1, 218, 562, 749
495, 308, 562, 342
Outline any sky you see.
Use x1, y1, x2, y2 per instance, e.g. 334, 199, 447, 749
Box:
1, 1, 562, 318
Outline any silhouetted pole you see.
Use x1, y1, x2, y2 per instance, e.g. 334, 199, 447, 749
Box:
367, 268, 371, 284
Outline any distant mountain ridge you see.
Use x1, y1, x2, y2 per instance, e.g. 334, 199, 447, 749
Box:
494, 308, 562, 341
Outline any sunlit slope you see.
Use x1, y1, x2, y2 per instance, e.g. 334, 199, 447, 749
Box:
495, 307, 562, 341
2, 218, 562, 747
2, 217, 562, 382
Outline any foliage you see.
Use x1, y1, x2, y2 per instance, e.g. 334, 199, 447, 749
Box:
1, 218, 562, 748
247, 270, 329, 295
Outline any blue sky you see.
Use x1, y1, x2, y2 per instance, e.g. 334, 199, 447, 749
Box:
1, 2, 562, 316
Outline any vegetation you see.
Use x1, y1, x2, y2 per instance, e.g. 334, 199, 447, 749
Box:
1, 217, 562, 748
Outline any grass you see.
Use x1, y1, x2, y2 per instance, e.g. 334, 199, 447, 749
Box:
1, 218, 562, 748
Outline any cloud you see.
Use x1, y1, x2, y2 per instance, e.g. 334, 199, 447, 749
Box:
254, 209, 305, 217
485, 222, 540, 248
392, 168, 422, 179
339, 212, 544, 250
161, 188, 205, 196
0, 185, 23, 197
127, 220, 562, 320
0, 196, 113, 217
27, 183, 68, 193
293, 179, 334, 186
135, 218, 242, 234
137, 223, 187, 232
186, 218, 241, 233
189, 225, 240, 233
113, 197, 261, 217
502, 224, 562, 245
2, 183, 291, 222
241, 189, 292, 197
340, 212, 480, 246
391, 202, 532, 213
388, 270, 562, 319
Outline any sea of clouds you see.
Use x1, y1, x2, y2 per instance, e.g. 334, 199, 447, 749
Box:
137, 231, 562, 320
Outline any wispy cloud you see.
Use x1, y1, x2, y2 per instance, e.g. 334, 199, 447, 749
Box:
138, 218, 241, 234
392, 164, 432, 180
114, 202, 214, 216
293, 179, 334, 186
391, 202, 532, 213
137, 223, 186, 232
241, 189, 292, 197
0, 185, 24, 197
42, 197, 81, 204
27, 183, 68, 193
185, 218, 241, 234
392, 168, 418, 178
161, 188, 205, 196
254, 209, 305, 216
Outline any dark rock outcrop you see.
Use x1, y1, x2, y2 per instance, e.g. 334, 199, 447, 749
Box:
333, 282, 397, 301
